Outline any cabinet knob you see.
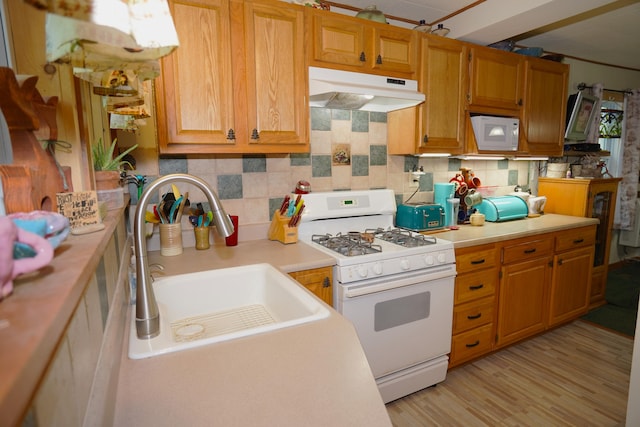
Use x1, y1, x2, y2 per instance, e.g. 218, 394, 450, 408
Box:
423, 134, 429, 143
227, 129, 236, 140
376, 54, 382, 65
359, 52, 366, 62
518, 98, 523, 106
251, 128, 260, 140
322, 277, 330, 288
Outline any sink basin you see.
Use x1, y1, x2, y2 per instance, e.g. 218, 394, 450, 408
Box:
128, 263, 330, 359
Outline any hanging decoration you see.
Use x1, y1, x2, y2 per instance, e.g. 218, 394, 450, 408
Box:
24, 0, 179, 87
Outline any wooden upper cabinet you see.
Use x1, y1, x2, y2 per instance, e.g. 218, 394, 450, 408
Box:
307, 9, 418, 78
156, 0, 235, 152
240, 0, 308, 148
417, 35, 468, 153
371, 26, 418, 77
156, 0, 309, 154
521, 58, 569, 156
468, 46, 525, 114
387, 35, 467, 155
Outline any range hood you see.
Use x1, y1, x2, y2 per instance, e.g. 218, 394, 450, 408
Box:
309, 66, 425, 113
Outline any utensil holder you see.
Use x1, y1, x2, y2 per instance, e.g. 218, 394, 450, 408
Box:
159, 223, 183, 256
193, 226, 210, 250
267, 210, 298, 244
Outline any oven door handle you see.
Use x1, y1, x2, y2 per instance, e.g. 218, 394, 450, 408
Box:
344, 267, 456, 298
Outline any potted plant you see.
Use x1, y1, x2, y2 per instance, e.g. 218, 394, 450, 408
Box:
92, 138, 138, 190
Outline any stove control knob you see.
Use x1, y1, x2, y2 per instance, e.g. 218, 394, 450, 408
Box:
424, 255, 434, 266
400, 259, 410, 270
357, 265, 368, 278
437, 253, 447, 264
373, 262, 383, 275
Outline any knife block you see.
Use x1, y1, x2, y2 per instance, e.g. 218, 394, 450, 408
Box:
267, 210, 298, 244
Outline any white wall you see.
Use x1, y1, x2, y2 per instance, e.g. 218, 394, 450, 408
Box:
566, 58, 640, 93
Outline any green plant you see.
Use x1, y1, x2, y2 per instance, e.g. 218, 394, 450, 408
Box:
92, 138, 138, 171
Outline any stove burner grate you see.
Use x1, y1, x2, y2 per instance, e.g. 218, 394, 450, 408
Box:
312, 233, 382, 257
366, 227, 437, 248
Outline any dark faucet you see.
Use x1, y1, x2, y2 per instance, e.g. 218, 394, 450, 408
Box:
133, 173, 234, 339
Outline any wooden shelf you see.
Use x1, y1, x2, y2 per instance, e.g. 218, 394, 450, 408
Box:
563, 150, 610, 157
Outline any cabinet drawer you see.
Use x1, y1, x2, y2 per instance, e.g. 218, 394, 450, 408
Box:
455, 269, 497, 304
502, 236, 553, 264
453, 297, 495, 334
450, 323, 493, 367
555, 226, 596, 252
455, 244, 498, 274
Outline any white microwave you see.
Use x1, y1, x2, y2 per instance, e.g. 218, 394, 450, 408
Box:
470, 116, 519, 151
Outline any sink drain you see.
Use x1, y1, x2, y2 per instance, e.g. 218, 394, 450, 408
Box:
171, 304, 275, 343
174, 323, 205, 341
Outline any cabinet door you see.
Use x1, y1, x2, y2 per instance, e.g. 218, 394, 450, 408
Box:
289, 267, 333, 307
308, 12, 368, 69
469, 47, 525, 112
549, 246, 594, 326
417, 35, 467, 153
371, 26, 418, 77
522, 58, 568, 156
496, 257, 551, 348
157, 0, 235, 153
242, 0, 308, 148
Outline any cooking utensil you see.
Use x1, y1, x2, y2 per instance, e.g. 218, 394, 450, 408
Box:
175, 192, 188, 223
145, 211, 159, 223
171, 184, 181, 199
169, 196, 183, 223
157, 200, 168, 224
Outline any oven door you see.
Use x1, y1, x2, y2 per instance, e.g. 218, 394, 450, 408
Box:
338, 268, 455, 379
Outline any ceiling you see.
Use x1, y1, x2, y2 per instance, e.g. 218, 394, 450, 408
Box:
326, 0, 640, 72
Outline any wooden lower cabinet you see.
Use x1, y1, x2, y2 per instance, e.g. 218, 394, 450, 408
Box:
449, 243, 499, 367
548, 227, 596, 326
289, 266, 333, 307
450, 225, 596, 367
496, 257, 551, 348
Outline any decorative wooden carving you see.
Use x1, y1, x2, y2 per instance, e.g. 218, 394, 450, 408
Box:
0, 67, 65, 213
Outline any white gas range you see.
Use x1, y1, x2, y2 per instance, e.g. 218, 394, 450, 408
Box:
298, 189, 457, 403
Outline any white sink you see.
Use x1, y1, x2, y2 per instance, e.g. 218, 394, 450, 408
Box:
128, 263, 330, 359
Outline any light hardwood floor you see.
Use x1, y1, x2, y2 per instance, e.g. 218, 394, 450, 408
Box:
386, 321, 633, 426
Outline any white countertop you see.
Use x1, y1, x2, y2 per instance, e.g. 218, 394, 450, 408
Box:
427, 214, 599, 248
113, 240, 392, 427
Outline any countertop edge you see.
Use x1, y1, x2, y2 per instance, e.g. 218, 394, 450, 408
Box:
0, 205, 128, 427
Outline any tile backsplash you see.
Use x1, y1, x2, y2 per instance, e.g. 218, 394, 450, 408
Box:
144, 108, 532, 226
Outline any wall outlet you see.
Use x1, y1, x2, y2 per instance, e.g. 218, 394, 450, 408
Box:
408, 172, 421, 189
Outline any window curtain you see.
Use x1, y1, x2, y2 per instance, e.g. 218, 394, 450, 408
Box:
615, 89, 640, 230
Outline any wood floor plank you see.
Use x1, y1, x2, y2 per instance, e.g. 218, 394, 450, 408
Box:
386, 321, 632, 426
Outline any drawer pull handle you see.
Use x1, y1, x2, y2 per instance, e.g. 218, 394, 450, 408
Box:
466, 340, 480, 348
469, 284, 484, 291
573, 238, 584, 244
470, 259, 485, 265
524, 248, 536, 254
467, 313, 482, 320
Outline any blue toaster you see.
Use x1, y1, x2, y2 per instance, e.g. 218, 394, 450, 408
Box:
396, 203, 445, 231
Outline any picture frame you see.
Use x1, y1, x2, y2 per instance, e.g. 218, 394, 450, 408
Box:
565, 91, 600, 141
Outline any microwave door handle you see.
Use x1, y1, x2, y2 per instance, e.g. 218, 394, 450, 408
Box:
422, 211, 428, 229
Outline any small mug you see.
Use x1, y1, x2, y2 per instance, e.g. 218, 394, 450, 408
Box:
464, 189, 483, 207
0, 217, 53, 301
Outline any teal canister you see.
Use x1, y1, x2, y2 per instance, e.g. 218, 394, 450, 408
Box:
434, 183, 455, 223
